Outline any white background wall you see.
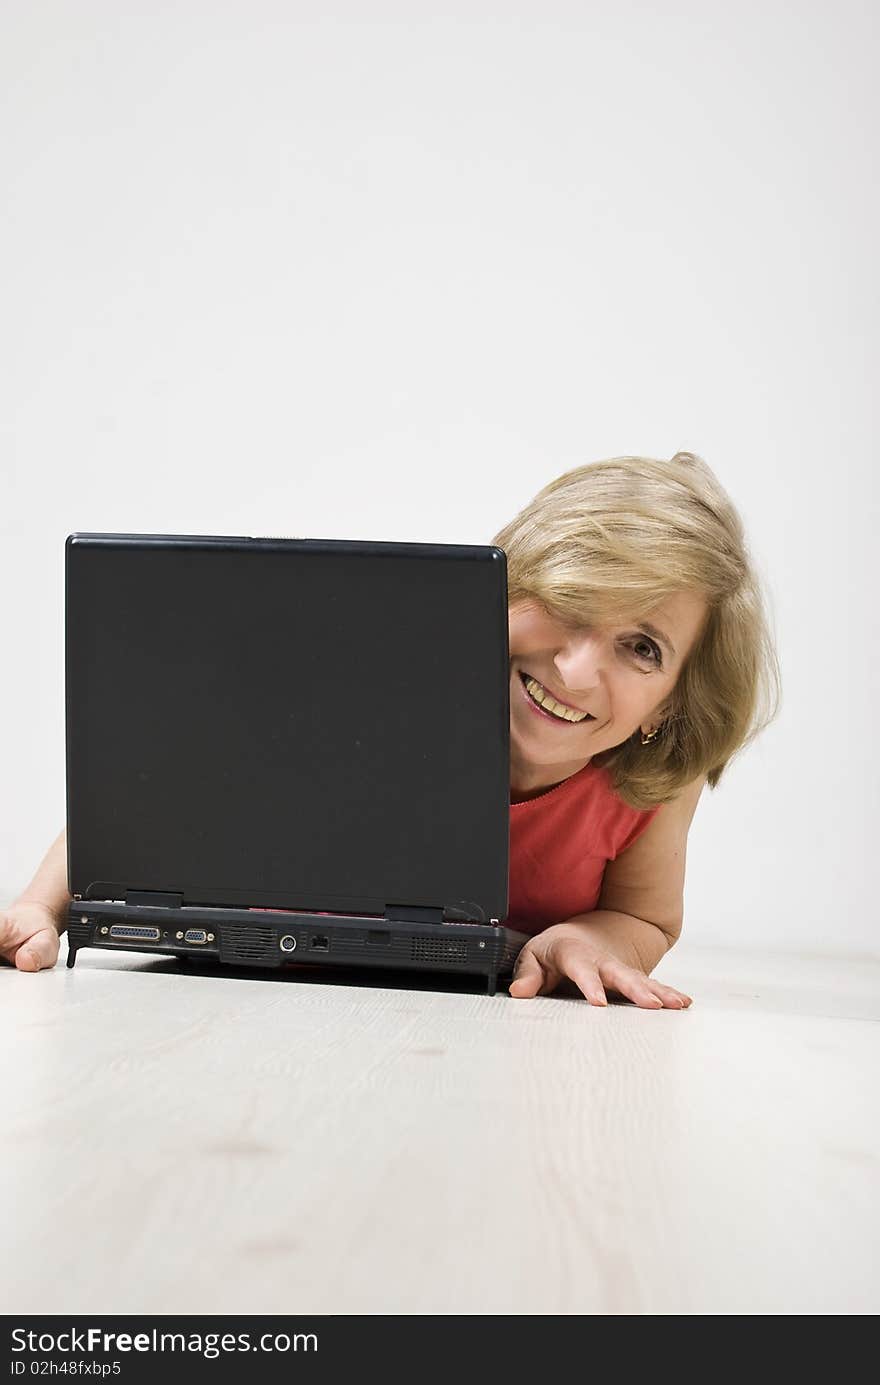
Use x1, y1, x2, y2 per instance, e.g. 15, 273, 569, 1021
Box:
2, 1, 876, 956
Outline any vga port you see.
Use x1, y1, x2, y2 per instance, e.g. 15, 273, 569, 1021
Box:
184, 929, 208, 944
109, 925, 161, 941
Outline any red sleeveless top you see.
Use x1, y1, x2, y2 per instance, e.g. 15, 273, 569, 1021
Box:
507, 759, 660, 936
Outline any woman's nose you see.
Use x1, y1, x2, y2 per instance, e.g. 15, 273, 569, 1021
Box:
554, 631, 605, 691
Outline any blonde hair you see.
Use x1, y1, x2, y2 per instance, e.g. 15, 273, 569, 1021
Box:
492, 451, 782, 809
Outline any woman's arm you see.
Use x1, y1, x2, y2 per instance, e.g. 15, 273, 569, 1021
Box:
509, 776, 707, 1005
595, 774, 707, 944
12, 827, 71, 928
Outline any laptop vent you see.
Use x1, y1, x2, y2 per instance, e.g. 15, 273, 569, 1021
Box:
219, 924, 277, 967
411, 937, 469, 965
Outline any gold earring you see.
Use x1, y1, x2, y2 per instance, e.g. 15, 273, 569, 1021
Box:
641, 726, 660, 745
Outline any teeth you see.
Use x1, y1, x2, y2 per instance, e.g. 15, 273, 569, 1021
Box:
524, 676, 591, 723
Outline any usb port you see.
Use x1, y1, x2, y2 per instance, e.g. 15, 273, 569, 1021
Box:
310, 935, 330, 951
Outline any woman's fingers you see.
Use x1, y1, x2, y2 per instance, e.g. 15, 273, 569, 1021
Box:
14, 925, 60, 972
538, 937, 610, 1006
508, 948, 545, 997
562, 959, 608, 1006
600, 957, 666, 1009
645, 978, 693, 1009
509, 947, 560, 998
0, 907, 61, 972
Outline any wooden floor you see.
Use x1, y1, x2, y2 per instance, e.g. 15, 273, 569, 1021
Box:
3, 937, 878, 1315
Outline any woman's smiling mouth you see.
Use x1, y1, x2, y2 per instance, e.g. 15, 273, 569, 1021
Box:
518, 671, 596, 725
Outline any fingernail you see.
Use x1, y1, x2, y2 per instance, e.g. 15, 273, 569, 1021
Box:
28, 951, 41, 971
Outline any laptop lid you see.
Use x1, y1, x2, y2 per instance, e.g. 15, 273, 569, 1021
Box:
65, 533, 510, 923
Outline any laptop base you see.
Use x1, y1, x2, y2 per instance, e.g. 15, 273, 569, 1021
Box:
65, 902, 528, 997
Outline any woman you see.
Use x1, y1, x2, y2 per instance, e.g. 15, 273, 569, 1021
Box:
498, 451, 780, 1006
1, 451, 780, 1006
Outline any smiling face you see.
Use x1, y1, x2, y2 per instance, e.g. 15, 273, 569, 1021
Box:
508, 590, 709, 800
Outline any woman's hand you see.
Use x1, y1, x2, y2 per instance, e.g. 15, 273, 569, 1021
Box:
508, 921, 692, 1008
0, 901, 62, 971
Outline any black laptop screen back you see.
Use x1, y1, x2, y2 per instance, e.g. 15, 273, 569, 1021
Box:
65, 535, 510, 922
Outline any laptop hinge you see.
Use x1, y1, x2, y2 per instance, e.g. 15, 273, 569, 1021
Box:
125, 890, 184, 908
385, 903, 444, 925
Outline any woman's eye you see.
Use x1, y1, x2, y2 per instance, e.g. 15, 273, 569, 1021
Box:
632, 639, 662, 666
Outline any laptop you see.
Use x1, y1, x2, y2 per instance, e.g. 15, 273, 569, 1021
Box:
64, 533, 529, 994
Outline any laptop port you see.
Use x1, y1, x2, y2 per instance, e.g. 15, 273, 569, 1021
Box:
183, 929, 208, 944
279, 935, 297, 953
310, 935, 330, 951
109, 925, 161, 942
